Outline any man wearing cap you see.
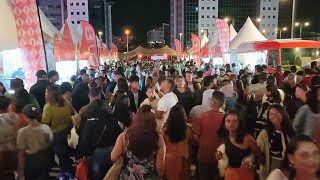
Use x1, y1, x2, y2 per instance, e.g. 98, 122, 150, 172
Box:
30, 70, 48, 110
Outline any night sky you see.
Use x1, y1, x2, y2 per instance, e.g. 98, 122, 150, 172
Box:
112, 0, 170, 40
110, 0, 320, 41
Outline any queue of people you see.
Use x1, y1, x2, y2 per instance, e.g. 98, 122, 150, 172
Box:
0, 59, 320, 180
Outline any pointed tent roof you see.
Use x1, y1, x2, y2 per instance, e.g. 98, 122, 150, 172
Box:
229, 24, 237, 42
0, 0, 62, 51
229, 17, 267, 50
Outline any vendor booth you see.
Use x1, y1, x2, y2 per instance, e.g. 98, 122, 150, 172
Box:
235, 39, 320, 71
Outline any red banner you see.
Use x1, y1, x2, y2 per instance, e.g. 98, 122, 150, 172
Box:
80, 21, 98, 68
215, 18, 230, 64
191, 33, 201, 66
11, 0, 47, 89
111, 43, 118, 60
201, 45, 209, 58
174, 39, 182, 60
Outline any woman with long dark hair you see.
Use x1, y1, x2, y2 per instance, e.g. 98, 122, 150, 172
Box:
293, 85, 320, 136
42, 85, 74, 179
217, 109, 264, 180
267, 135, 320, 180
77, 96, 122, 180
111, 105, 165, 179
14, 88, 32, 128
113, 95, 134, 130
163, 104, 191, 180
255, 84, 282, 138
257, 104, 295, 180
173, 76, 194, 116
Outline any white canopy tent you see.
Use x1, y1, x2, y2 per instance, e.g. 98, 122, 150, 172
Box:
229, 17, 267, 50
229, 24, 237, 42
0, 0, 62, 52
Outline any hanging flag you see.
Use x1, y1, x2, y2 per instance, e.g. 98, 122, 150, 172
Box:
200, 33, 209, 48
174, 39, 182, 60
201, 45, 209, 58
191, 33, 201, 66
111, 43, 118, 60
80, 21, 98, 68
215, 18, 230, 64
10, 0, 47, 89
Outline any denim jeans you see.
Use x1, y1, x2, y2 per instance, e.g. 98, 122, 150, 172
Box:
52, 127, 75, 178
88, 146, 114, 180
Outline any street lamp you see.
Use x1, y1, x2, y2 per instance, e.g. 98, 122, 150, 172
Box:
98, 31, 103, 63
256, 18, 261, 22
295, 22, 310, 38
278, 27, 287, 39
125, 29, 130, 53
224, 18, 229, 22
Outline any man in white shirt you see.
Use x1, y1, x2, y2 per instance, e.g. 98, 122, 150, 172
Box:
155, 79, 178, 129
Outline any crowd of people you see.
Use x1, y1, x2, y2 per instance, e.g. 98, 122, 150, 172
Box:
1, 59, 320, 180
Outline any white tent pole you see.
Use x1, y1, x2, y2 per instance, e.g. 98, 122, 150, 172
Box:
75, 42, 79, 72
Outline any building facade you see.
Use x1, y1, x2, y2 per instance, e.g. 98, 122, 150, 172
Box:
170, 0, 184, 49
198, 0, 218, 39
67, 0, 89, 25
38, 0, 67, 30
259, 0, 279, 39
218, 0, 258, 31
112, 36, 133, 52
147, 23, 170, 47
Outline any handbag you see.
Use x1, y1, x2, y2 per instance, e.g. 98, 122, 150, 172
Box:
75, 158, 89, 180
67, 101, 80, 149
76, 125, 107, 180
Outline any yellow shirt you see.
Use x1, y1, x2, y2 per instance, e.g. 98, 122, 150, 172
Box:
42, 102, 72, 133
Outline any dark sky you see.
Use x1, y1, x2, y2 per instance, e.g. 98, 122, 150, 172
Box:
112, 0, 170, 40
109, 0, 320, 41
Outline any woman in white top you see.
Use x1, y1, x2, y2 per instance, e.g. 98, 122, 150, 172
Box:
267, 135, 320, 180
16, 105, 53, 180
140, 86, 159, 112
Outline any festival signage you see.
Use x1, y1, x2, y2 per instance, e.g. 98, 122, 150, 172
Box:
60, 21, 74, 60
202, 45, 209, 58
11, 0, 47, 89
174, 39, 182, 60
80, 21, 98, 68
191, 33, 201, 66
215, 18, 230, 64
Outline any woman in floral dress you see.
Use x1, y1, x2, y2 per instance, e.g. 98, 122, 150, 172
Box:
111, 105, 165, 180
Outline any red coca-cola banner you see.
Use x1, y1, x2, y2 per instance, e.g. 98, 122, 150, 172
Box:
11, 0, 47, 89
174, 39, 182, 60
215, 18, 230, 64
80, 21, 98, 68
191, 33, 201, 66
